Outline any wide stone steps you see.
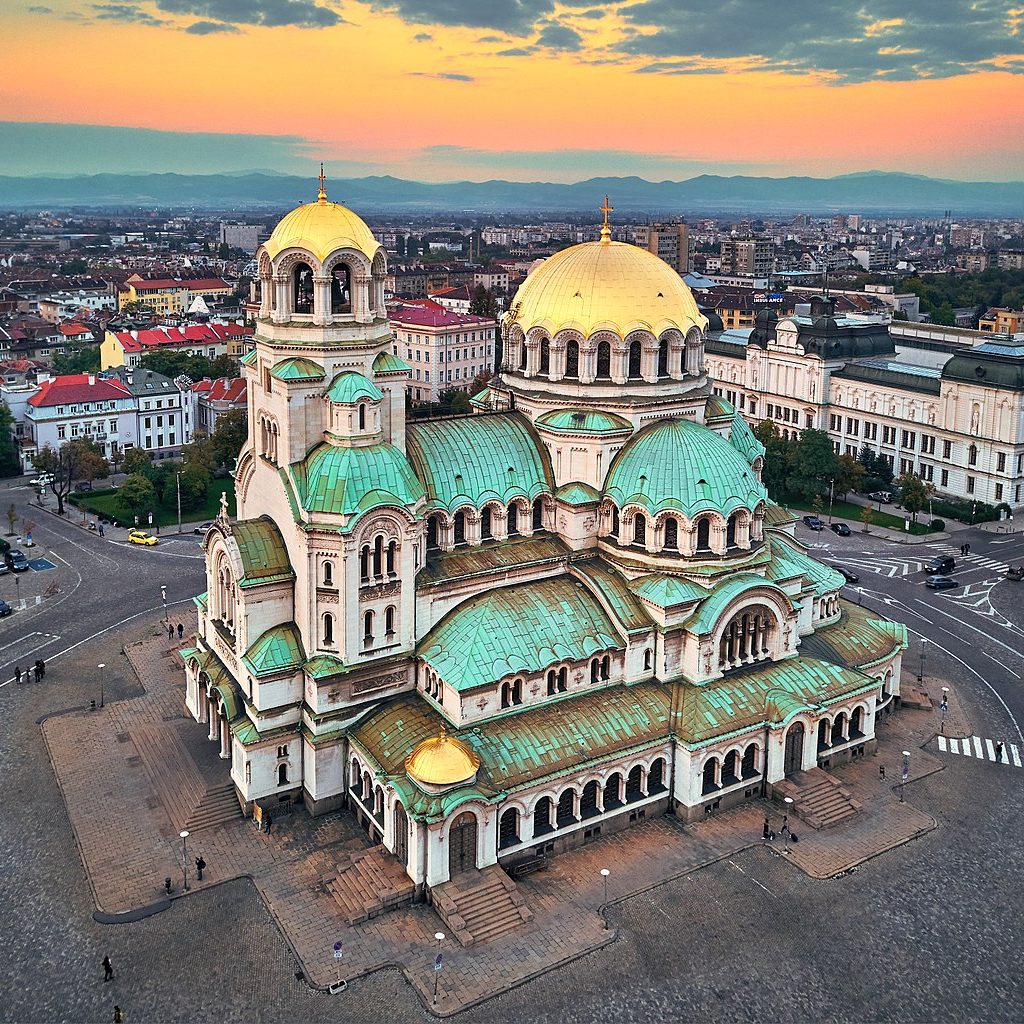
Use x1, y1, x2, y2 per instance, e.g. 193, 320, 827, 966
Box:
185, 782, 242, 833
432, 865, 532, 947
324, 845, 415, 926
776, 768, 860, 830
130, 723, 207, 832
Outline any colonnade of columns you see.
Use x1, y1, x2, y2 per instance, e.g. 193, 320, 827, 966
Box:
261, 268, 383, 325
718, 610, 773, 671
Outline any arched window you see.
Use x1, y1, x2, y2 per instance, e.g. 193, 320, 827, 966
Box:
518, 339, 527, 371
556, 789, 576, 826
564, 340, 579, 379
664, 518, 678, 551
501, 681, 511, 709
696, 517, 711, 552
322, 612, 335, 646
539, 337, 550, 376
581, 780, 600, 818
968, 443, 978, 466
723, 750, 739, 784
657, 337, 669, 377
498, 808, 519, 849
511, 678, 523, 705
627, 339, 643, 379
360, 545, 370, 583
293, 261, 314, 314
609, 505, 619, 538
632, 513, 647, 547
322, 560, 334, 587
358, 403, 367, 430
601, 655, 611, 679
726, 514, 738, 549
426, 516, 439, 551
557, 666, 567, 692
741, 744, 758, 777
643, 649, 652, 671
718, 605, 774, 671
278, 763, 289, 786
591, 659, 600, 684
373, 535, 383, 577
851, 706, 864, 736
649, 757, 666, 792
533, 797, 553, 836
596, 341, 611, 380
546, 670, 556, 696
363, 610, 374, 647
532, 498, 544, 532
604, 773, 622, 808
386, 540, 397, 575
626, 765, 644, 801
481, 506, 492, 540
507, 503, 520, 536
330, 263, 351, 313
453, 511, 466, 546
701, 758, 718, 795
384, 605, 396, 637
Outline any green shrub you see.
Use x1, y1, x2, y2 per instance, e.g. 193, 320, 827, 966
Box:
930, 518, 945, 532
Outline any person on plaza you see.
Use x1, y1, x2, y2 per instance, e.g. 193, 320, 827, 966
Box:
195, 855, 206, 881
264, 811, 272, 834
177, 623, 184, 640
166, 623, 174, 641
879, 764, 886, 780
965, 542, 971, 555
102, 955, 113, 982
98, 522, 105, 537
32, 663, 39, 683
762, 815, 770, 842
113, 1006, 124, 1023
995, 741, 1005, 763
14, 666, 21, 685
37, 659, 45, 679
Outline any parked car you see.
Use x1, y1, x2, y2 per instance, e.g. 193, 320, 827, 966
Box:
926, 575, 957, 590
29, 473, 53, 488
0, 561, 8, 575
868, 491, 893, 504
924, 555, 956, 575
5, 550, 29, 572
830, 522, 851, 536
0, 599, 11, 617
801, 515, 825, 531
127, 529, 158, 547
192, 522, 214, 535
833, 565, 860, 584
74, 480, 94, 492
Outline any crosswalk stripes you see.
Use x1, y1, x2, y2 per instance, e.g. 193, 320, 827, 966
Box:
937, 734, 1021, 767
926, 543, 1010, 572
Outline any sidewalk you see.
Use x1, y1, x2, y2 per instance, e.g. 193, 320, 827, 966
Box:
40, 616, 964, 1015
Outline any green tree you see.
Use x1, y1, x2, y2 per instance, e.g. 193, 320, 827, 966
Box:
895, 472, 930, 522
59, 257, 88, 275
181, 431, 216, 474
469, 284, 499, 319
140, 350, 213, 381
790, 429, 838, 500
833, 454, 865, 498
0, 404, 22, 478
211, 409, 248, 468
753, 419, 792, 497
53, 346, 101, 375
148, 460, 179, 503
859, 504, 873, 533
33, 438, 106, 514
122, 447, 152, 476
209, 354, 240, 379
117, 473, 157, 521
178, 462, 210, 512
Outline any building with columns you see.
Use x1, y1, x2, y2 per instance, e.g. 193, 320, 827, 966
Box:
183, 182, 906, 895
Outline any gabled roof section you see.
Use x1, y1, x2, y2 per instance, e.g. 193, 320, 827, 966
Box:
571, 559, 652, 634
555, 481, 600, 506
270, 356, 325, 382
535, 408, 632, 436
28, 374, 131, 407
799, 601, 908, 671
406, 412, 552, 515
418, 576, 623, 691
681, 573, 792, 635
326, 371, 383, 404
230, 517, 295, 587
240, 348, 259, 367
372, 351, 412, 375
243, 622, 306, 677
766, 534, 846, 596
629, 574, 709, 609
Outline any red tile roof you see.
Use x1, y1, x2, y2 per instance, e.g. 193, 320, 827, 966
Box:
192, 377, 247, 403
390, 301, 494, 329
124, 276, 229, 292
28, 374, 131, 408
59, 322, 93, 337
111, 322, 252, 353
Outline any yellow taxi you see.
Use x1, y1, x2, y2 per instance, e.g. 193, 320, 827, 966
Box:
127, 529, 159, 546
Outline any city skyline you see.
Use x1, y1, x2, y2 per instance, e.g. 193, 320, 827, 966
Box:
3, 0, 1023, 181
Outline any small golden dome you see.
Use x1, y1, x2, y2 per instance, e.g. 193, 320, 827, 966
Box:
405, 726, 480, 787
263, 171, 380, 264
507, 238, 706, 340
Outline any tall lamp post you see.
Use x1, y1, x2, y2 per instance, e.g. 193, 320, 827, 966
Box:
827, 478, 836, 525
14, 573, 21, 610
600, 868, 610, 928
98, 662, 105, 708
917, 637, 927, 687
940, 686, 949, 734
900, 751, 910, 802
179, 829, 190, 891
161, 584, 167, 623
783, 796, 794, 854
432, 931, 445, 1006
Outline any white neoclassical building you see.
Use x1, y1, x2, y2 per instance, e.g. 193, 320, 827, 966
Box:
182, 184, 906, 896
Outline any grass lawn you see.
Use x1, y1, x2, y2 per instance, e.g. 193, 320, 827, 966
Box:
70, 477, 237, 529
782, 496, 936, 536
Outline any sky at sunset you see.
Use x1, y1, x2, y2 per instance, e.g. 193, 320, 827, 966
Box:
3, 0, 1023, 181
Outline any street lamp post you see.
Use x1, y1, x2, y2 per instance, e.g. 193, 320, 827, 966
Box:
827, 478, 835, 525
917, 638, 927, 687
179, 829, 190, 891
161, 585, 167, 623
600, 868, 610, 928
783, 796, 794, 854
14, 574, 21, 610
432, 931, 445, 1006
98, 662, 105, 708
900, 751, 910, 802
940, 686, 949, 734
176, 471, 182, 535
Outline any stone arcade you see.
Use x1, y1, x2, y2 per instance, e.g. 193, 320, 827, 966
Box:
183, 183, 906, 893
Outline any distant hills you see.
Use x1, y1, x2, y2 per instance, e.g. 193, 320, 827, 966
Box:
1, 170, 1022, 215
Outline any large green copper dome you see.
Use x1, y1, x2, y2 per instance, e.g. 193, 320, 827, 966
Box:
604, 418, 766, 519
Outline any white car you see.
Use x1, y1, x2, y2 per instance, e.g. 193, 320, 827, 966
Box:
30, 474, 54, 488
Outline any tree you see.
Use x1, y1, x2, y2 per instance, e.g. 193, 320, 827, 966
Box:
833, 454, 865, 498
895, 472, 930, 522
59, 257, 88, 275
140, 350, 214, 382
33, 438, 107, 514
178, 462, 210, 512
752, 420, 792, 497
469, 284, 499, 319
790, 429, 837, 500
209, 354, 240, 379
53, 346, 101, 375
0, 404, 21, 478
122, 447, 152, 477
148, 460, 179, 504
6, 504, 17, 537
211, 409, 248, 468
117, 473, 156, 522
181, 431, 216, 474
859, 504, 874, 533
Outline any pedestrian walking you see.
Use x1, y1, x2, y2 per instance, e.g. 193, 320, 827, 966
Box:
98, 522, 105, 537
965, 543, 971, 555
762, 815, 770, 842
37, 658, 45, 679
996, 741, 1005, 763
14, 666, 21, 685
959, 544, 965, 556
177, 623, 184, 640
264, 811, 272, 835
879, 764, 886, 780
195, 855, 206, 881
102, 955, 113, 982
167, 623, 174, 641
113, 1005, 124, 1023
32, 663, 39, 683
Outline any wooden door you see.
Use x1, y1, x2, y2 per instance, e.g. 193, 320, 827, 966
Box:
784, 723, 805, 776
448, 812, 477, 877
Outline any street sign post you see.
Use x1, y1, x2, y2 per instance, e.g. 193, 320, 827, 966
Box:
329, 940, 347, 994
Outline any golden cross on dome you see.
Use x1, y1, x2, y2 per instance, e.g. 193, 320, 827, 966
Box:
600, 195, 614, 228
317, 162, 327, 201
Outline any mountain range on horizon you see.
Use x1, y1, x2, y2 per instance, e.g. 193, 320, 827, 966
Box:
1, 169, 1022, 216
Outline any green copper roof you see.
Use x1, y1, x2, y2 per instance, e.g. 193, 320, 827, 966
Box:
406, 412, 552, 514
764, 501, 796, 526
231, 517, 295, 587
555, 481, 601, 506
243, 622, 306, 677
213, 680, 244, 722
800, 601, 908, 671
418, 576, 623, 690
673, 656, 877, 744
419, 535, 569, 586
304, 654, 348, 681
571, 559, 652, 633
729, 413, 765, 465
604, 418, 766, 519
704, 394, 735, 422
630, 574, 709, 608
535, 409, 633, 436
270, 356, 325, 382
291, 441, 425, 521
240, 348, 258, 367
766, 534, 846, 596
681, 573, 792, 635
325, 371, 383, 404
373, 351, 411, 374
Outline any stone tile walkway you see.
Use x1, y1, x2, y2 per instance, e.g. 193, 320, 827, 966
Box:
40, 617, 964, 1014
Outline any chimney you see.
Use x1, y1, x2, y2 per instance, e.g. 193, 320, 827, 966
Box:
88, 374, 95, 386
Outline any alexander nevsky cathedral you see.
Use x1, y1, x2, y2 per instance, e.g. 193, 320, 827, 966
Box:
183, 179, 906, 890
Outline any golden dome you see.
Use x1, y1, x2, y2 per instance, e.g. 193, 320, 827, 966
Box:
507, 236, 707, 340
263, 173, 380, 264
405, 726, 480, 787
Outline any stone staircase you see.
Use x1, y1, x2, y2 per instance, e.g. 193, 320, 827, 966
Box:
322, 845, 415, 925
131, 724, 241, 833
431, 865, 532, 947
774, 767, 861, 830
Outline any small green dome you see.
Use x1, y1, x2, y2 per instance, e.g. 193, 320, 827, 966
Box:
604, 418, 766, 519
326, 371, 383, 405
535, 409, 632, 436
373, 351, 412, 375
271, 356, 325, 382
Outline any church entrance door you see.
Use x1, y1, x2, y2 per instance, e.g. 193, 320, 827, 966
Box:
784, 723, 805, 776
394, 803, 408, 869
448, 812, 478, 877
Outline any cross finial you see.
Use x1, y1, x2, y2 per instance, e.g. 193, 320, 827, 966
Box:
218, 490, 229, 524
317, 162, 327, 201
600, 195, 613, 241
